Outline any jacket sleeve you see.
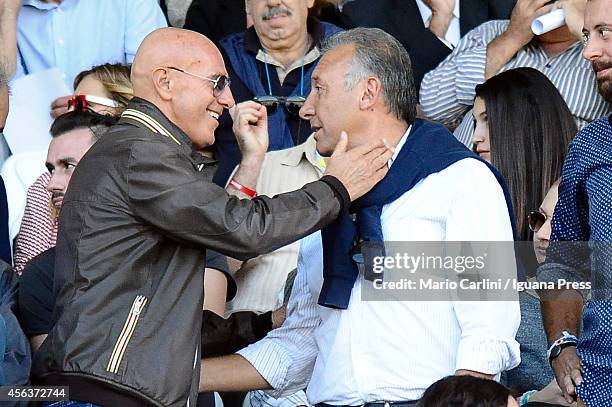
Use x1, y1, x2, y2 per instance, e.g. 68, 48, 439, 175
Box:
126, 140, 345, 261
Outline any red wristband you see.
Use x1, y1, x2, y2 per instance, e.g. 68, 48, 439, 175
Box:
229, 178, 257, 198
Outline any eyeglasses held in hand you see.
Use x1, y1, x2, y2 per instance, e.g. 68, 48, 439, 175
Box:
167, 66, 231, 97
68, 94, 120, 112
528, 210, 548, 233
253, 95, 306, 116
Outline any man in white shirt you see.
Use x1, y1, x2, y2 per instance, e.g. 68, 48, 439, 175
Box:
200, 27, 521, 405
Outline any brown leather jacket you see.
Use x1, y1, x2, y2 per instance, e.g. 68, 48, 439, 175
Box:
32, 98, 348, 407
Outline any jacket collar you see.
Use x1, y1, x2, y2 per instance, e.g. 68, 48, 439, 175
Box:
121, 97, 192, 145
120, 97, 217, 168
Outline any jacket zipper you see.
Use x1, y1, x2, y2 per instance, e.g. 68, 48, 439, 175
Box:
106, 295, 148, 374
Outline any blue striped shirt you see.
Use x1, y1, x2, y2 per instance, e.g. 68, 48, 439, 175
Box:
420, 20, 610, 146
537, 116, 612, 407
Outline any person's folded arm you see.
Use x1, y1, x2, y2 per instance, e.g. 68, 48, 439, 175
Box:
536, 128, 600, 403
201, 245, 321, 395
419, 21, 509, 126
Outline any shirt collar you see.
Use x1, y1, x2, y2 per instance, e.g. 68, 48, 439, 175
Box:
530, 38, 582, 58
280, 134, 323, 171
415, 0, 461, 25
255, 47, 321, 77
120, 97, 198, 155
389, 125, 412, 167
244, 16, 326, 55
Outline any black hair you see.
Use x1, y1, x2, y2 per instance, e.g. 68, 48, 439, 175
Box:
417, 375, 512, 407
50, 110, 118, 142
474, 67, 576, 241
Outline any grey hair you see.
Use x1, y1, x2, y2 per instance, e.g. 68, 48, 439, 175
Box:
321, 27, 417, 124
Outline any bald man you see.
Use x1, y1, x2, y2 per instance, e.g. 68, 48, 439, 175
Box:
30, 28, 391, 407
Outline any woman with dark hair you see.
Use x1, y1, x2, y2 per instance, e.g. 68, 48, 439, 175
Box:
417, 375, 518, 407
472, 68, 577, 407
472, 67, 576, 242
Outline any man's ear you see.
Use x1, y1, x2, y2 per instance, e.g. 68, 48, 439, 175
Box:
151, 67, 173, 101
359, 76, 382, 111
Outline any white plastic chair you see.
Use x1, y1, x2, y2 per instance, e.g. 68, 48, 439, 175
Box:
1, 151, 47, 244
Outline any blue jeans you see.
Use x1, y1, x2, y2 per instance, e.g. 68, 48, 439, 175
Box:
43, 402, 103, 407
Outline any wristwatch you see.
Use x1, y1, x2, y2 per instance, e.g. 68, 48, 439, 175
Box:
547, 330, 578, 365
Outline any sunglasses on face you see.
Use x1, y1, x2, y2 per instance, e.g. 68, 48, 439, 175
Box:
253, 95, 305, 116
167, 66, 231, 97
528, 210, 548, 233
68, 94, 119, 112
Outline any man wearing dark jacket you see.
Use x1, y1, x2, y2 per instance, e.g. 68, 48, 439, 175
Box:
31, 27, 391, 407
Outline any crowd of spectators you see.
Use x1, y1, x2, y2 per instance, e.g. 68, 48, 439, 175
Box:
0, 1, 611, 407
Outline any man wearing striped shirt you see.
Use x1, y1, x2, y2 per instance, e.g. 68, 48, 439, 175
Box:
420, 0, 609, 146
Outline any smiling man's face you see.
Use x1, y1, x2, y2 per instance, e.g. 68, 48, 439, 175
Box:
166, 54, 234, 149
582, 0, 612, 101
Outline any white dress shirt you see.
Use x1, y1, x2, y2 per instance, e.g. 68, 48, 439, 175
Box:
238, 129, 521, 405
415, 0, 461, 49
